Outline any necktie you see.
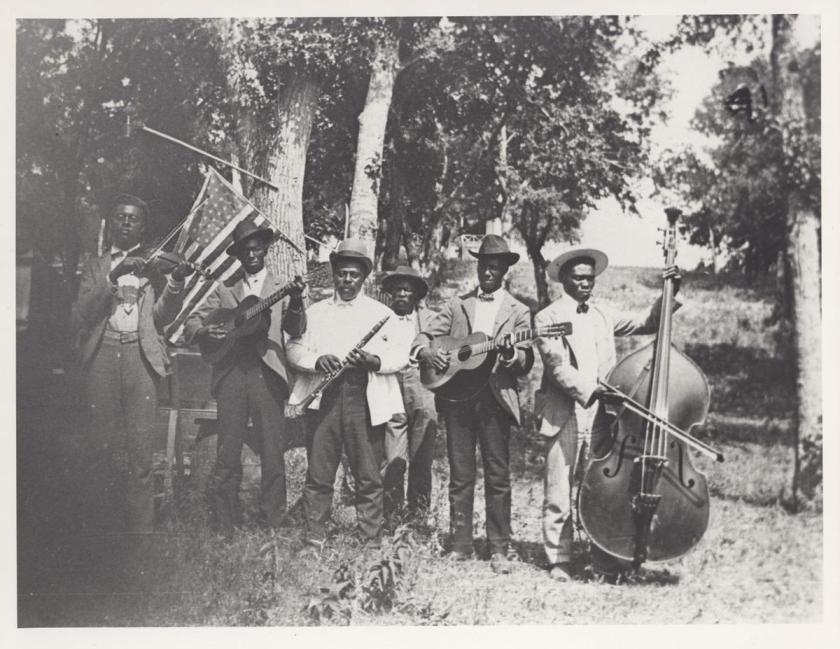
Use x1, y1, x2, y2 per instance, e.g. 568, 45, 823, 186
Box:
577, 302, 589, 314
478, 293, 495, 302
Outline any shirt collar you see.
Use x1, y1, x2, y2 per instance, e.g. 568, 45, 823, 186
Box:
477, 287, 503, 300
333, 291, 364, 307
244, 267, 267, 285
110, 244, 141, 258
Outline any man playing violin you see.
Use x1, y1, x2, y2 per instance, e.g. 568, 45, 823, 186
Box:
71, 194, 195, 533
534, 247, 680, 583
184, 221, 306, 538
412, 234, 534, 574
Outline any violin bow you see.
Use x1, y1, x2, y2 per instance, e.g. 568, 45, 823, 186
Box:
599, 381, 725, 462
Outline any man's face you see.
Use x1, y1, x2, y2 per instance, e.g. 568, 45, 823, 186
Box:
561, 261, 596, 303
110, 203, 146, 251
236, 237, 269, 274
388, 279, 419, 316
333, 259, 367, 302
477, 257, 508, 294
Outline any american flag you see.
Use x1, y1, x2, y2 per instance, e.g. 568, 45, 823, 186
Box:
164, 168, 269, 343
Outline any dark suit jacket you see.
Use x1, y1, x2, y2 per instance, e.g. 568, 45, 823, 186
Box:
183, 269, 306, 397
412, 288, 534, 425
70, 251, 185, 377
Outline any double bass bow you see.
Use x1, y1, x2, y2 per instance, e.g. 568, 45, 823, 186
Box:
577, 207, 724, 571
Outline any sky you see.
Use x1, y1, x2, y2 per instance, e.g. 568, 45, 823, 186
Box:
575, 15, 754, 268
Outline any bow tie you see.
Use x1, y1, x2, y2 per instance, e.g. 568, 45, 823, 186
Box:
478, 292, 495, 302
577, 302, 589, 314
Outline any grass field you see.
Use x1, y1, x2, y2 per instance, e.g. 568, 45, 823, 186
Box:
16, 260, 821, 627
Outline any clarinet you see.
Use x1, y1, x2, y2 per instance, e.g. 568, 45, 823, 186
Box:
287, 315, 391, 418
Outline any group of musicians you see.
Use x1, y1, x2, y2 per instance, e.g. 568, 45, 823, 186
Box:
72, 193, 680, 583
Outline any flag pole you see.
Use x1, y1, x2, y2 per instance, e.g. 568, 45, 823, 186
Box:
133, 119, 280, 191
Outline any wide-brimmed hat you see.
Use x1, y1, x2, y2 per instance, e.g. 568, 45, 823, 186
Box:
381, 265, 429, 300
226, 220, 275, 256
329, 237, 373, 275
468, 234, 520, 265
547, 247, 609, 281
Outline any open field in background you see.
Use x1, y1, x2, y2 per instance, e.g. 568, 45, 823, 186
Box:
17, 261, 820, 626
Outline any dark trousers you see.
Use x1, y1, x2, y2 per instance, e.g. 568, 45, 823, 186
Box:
303, 369, 384, 542
212, 348, 288, 533
442, 387, 513, 555
383, 367, 438, 521
84, 336, 157, 533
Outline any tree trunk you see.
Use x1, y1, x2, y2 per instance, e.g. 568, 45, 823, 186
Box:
771, 14, 822, 506
251, 75, 319, 280
528, 244, 550, 311
348, 31, 399, 257
382, 157, 406, 271
709, 226, 719, 276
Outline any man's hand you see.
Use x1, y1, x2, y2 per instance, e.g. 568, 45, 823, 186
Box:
347, 348, 381, 371
288, 275, 306, 308
316, 354, 342, 375
499, 332, 516, 362
170, 262, 195, 282
198, 323, 227, 342
109, 256, 146, 283
418, 346, 450, 372
590, 384, 625, 406
663, 265, 682, 295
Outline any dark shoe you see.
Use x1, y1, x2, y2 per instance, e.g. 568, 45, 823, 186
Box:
490, 552, 512, 574
548, 562, 573, 582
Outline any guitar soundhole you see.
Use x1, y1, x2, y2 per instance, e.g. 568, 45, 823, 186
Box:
457, 346, 471, 362
234, 315, 245, 328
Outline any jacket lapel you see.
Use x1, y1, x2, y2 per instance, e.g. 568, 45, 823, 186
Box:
491, 291, 516, 337
260, 269, 279, 300
461, 290, 478, 335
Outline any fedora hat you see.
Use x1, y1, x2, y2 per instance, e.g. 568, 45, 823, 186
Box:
381, 265, 429, 300
468, 234, 520, 265
226, 220, 275, 256
329, 238, 373, 275
547, 247, 609, 281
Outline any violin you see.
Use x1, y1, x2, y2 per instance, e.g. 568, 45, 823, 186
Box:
138, 250, 210, 279
577, 208, 723, 571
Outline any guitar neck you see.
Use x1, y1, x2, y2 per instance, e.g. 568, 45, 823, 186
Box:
473, 328, 545, 355
241, 265, 329, 321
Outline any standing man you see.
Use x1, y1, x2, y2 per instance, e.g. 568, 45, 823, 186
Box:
287, 239, 408, 553
380, 266, 438, 528
184, 221, 306, 538
413, 235, 534, 574
71, 194, 194, 533
535, 247, 680, 582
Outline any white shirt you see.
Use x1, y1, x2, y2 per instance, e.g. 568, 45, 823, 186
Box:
472, 287, 503, 334
243, 267, 267, 298
286, 292, 408, 426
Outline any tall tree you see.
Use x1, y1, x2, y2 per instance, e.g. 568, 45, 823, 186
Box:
770, 15, 821, 504
663, 14, 822, 506
347, 20, 400, 255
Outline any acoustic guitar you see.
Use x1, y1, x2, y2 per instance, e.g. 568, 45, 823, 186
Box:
420, 323, 571, 402
197, 265, 330, 366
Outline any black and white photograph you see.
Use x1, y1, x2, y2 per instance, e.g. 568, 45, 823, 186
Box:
9, 0, 838, 641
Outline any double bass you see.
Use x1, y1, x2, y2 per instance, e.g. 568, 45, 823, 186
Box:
577, 207, 724, 570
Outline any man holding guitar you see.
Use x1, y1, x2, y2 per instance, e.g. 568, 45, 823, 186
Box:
184, 221, 306, 538
412, 235, 534, 574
